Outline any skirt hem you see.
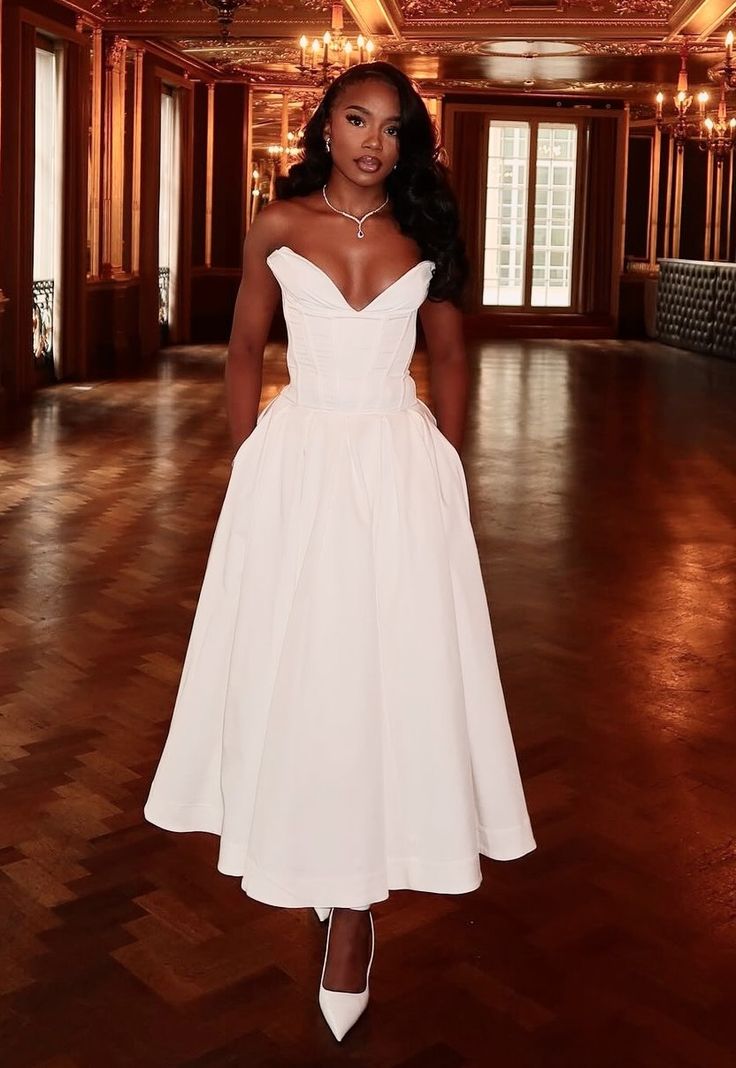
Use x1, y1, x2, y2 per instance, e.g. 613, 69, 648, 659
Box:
143, 801, 537, 908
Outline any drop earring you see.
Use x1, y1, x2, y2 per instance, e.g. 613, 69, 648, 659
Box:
325, 136, 331, 153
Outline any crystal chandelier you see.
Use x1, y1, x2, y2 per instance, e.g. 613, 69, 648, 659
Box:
296, 2, 377, 86
267, 131, 300, 159
655, 36, 735, 164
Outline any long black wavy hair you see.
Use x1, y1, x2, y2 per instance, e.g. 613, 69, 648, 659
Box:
274, 61, 469, 307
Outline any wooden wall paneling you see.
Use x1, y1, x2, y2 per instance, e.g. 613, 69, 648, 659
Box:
101, 34, 126, 277
0, 0, 20, 403
0, 0, 5, 413
663, 132, 675, 258
129, 44, 143, 276
680, 140, 709, 261
212, 82, 245, 269
649, 125, 663, 270
625, 134, 654, 262
191, 81, 208, 268
0, 11, 35, 400
60, 34, 89, 380
713, 154, 724, 261
722, 152, 730, 262
705, 149, 715, 260
672, 140, 686, 258
206, 81, 215, 266
611, 106, 630, 326
87, 26, 102, 279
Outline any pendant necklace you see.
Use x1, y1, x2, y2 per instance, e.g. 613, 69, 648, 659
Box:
322, 184, 389, 239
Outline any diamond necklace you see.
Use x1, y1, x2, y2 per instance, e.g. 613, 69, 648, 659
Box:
322, 183, 389, 239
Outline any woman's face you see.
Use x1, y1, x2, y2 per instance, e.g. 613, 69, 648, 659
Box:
323, 78, 401, 186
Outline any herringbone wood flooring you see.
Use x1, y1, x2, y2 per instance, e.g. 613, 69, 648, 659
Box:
1, 339, 735, 1067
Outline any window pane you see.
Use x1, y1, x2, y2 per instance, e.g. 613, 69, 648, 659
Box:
531, 123, 578, 308
483, 121, 530, 306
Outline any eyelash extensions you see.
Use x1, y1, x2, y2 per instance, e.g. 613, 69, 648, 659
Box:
345, 113, 399, 136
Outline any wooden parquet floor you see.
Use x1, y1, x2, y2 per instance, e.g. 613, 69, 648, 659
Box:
1, 338, 735, 1067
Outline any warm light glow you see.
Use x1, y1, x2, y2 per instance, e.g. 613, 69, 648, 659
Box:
366, 40, 374, 55
299, 35, 308, 48
705, 117, 714, 131
656, 91, 664, 104
312, 39, 319, 52
726, 30, 734, 49
357, 34, 364, 47
323, 31, 331, 44
677, 91, 686, 105
698, 91, 709, 104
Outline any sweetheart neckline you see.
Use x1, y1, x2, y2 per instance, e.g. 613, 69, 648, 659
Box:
267, 245, 434, 314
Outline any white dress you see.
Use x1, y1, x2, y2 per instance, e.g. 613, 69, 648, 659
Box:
144, 245, 537, 908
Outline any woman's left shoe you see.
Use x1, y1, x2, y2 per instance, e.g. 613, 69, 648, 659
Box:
314, 907, 330, 922
318, 907, 375, 1042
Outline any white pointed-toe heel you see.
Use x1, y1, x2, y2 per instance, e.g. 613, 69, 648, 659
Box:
314, 907, 330, 922
318, 907, 375, 1042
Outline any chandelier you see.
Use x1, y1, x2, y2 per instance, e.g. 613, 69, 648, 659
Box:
655, 35, 735, 164
296, 2, 377, 86
201, 0, 248, 41
267, 131, 300, 159
703, 83, 736, 164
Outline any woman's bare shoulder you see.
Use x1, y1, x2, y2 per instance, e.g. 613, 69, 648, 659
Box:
251, 194, 323, 253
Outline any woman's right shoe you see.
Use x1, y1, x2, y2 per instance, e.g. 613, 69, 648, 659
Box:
314, 907, 330, 922
318, 907, 375, 1042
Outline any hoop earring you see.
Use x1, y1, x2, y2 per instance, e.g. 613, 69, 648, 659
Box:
324, 136, 331, 153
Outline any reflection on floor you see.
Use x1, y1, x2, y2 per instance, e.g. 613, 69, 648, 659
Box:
1, 338, 735, 1066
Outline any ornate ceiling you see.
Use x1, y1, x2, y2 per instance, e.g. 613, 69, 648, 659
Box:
78, 0, 736, 99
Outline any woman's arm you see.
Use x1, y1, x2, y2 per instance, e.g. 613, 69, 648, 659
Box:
225, 204, 286, 458
418, 298, 469, 456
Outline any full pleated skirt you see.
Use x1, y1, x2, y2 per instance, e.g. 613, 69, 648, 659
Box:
143, 388, 536, 907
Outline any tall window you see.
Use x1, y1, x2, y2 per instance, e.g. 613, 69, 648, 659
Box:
483, 120, 579, 309
159, 87, 181, 341
33, 42, 64, 374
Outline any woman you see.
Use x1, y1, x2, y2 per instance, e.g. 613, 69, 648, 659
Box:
144, 61, 536, 1042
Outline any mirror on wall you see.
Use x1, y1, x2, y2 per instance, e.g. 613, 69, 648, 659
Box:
248, 90, 313, 226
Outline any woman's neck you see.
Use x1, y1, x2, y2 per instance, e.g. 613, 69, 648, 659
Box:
323, 173, 388, 218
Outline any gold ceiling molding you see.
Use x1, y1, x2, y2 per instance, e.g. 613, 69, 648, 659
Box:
401, 0, 672, 15
90, 0, 332, 15
176, 32, 726, 64
579, 37, 725, 53
613, 0, 670, 14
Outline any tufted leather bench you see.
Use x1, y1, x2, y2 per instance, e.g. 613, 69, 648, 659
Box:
656, 258, 736, 360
